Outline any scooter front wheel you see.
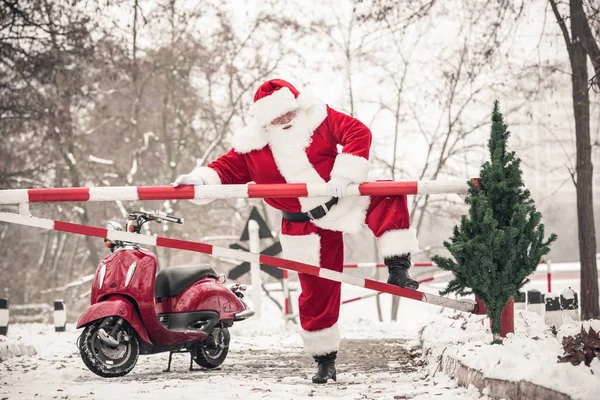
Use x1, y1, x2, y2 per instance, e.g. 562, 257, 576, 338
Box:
194, 327, 230, 368
79, 318, 139, 377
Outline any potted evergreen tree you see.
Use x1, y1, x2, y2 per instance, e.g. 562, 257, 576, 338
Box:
432, 101, 557, 343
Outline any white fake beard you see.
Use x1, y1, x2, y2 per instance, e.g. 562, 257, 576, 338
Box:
264, 110, 313, 152
264, 110, 329, 209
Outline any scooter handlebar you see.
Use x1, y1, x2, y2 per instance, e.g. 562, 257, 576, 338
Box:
152, 211, 184, 224
162, 214, 184, 224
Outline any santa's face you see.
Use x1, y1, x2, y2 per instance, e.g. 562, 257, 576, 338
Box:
270, 110, 297, 130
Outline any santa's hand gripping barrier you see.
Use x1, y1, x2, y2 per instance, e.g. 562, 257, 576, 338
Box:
0, 212, 476, 313
0, 180, 473, 205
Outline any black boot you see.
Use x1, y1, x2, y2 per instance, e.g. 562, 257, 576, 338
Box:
385, 253, 419, 289
312, 352, 337, 383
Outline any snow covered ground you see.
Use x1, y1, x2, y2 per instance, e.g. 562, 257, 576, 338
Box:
421, 310, 600, 400
1, 267, 599, 400
1, 284, 486, 400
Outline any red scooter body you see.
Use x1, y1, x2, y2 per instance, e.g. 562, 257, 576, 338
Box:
76, 211, 253, 377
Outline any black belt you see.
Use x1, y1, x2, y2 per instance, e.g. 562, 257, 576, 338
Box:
281, 197, 339, 222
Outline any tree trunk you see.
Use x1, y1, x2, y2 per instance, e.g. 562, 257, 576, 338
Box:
570, 0, 599, 319
489, 306, 503, 344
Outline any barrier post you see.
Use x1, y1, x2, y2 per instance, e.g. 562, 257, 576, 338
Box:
514, 291, 526, 310
545, 294, 561, 327
54, 299, 67, 332
560, 288, 579, 323
282, 269, 294, 321
248, 220, 261, 319
526, 289, 545, 318
0, 298, 8, 335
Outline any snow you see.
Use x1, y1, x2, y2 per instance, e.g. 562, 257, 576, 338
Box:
88, 155, 115, 165
2, 275, 599, 399
127, 158, 138, 184
561, 287, 576, 300
420, 310, 600, 400
1, 284, 491, 400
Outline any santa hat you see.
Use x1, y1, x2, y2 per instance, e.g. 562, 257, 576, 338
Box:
250, 79, 302, 126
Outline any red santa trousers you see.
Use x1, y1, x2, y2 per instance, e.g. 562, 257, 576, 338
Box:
282, 193, 412, 356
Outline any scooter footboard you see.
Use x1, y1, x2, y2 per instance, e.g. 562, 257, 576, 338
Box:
76, 295, 151, 344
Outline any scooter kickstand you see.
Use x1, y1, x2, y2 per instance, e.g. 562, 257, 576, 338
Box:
164, 351, 174, 372
190, 348, 202, 371
189, 352, 196, 371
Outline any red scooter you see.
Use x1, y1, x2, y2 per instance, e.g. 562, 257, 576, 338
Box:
76, 210, 253, 377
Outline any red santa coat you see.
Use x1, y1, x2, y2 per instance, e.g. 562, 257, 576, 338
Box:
195, 93, 371, 234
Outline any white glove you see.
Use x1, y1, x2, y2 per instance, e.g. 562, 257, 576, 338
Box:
171, 174, 204, 187
327, 177, 352, 197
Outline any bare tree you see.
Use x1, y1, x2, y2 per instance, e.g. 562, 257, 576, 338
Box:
549, 0, 599, 319
0, 0, 318, 305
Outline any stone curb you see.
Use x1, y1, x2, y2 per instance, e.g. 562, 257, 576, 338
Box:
0, 343, 37, 362
439, 353, 572, 400
418, 326, 573, 400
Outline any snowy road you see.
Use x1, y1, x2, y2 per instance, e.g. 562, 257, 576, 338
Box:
1, 320, 485, 400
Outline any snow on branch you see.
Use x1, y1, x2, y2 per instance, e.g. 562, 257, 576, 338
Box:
88, 155, 115, 165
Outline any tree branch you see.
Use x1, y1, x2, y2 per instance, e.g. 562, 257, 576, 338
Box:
549, 0, 572, 56
578, 4, 600, 92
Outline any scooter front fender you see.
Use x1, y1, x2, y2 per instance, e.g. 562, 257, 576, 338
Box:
76, 295, 151, 344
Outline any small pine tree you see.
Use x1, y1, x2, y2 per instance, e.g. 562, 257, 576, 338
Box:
432, 101, 557, 342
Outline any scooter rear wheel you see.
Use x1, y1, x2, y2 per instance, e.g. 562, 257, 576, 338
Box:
194, 327, 230, 368
79, 319, 139, 377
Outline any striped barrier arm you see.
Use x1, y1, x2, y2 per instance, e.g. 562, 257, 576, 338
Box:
340, 272, 454, 305
343, 262, 435, 268
0, 180, 474, 204
0, 212, 475, 313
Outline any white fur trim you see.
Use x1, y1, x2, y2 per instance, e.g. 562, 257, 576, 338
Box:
296, 93, 328, 131
263, 98, 366, 233
250, 87, 299, 126
311, 196, 370, 234
330, 153, 370, 183
190, 166, 221, 185
377, 228, 420, 258
189, 167, 221, 205
280, 233, 321, 266
231, 118, 269, 153
300, 322, 341, 356
231, 94, 326, 154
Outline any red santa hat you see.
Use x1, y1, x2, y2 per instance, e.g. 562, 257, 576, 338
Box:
250, 79, 302, 126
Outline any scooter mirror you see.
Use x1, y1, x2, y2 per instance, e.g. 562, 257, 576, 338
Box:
106, 221, 123, 231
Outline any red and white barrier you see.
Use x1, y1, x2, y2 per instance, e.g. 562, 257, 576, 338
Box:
340, 271, 453, 305
0, 180, 473, 204
0, 212, 476, 313
343, 262, 435, 268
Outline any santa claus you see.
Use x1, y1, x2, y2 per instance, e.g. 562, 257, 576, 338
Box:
173, 79, 419, 383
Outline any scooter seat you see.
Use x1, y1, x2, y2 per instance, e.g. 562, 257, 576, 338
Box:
154, 264, 218, 298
